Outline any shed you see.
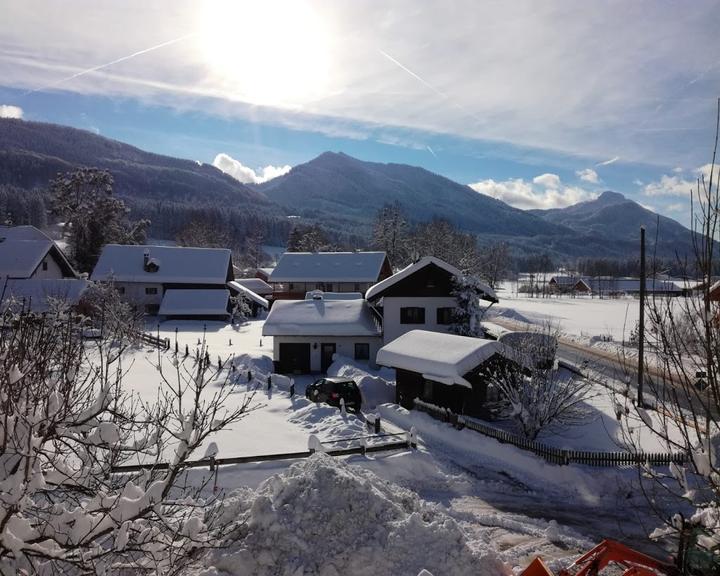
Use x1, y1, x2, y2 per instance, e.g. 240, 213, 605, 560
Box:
377, 329, 517, 416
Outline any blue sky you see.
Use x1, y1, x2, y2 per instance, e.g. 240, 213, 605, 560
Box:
2, 1, 719, 225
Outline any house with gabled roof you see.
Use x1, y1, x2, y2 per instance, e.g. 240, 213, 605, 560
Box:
91, 244, 233, 316
262, 292, 382, 373
365, 256, 497, 344
268, 251, 392, 299
0, 225, 78, 281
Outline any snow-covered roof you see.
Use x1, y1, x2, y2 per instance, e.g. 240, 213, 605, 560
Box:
227, 281, 269, 309
365, 256, 497, 302
91, 245, 231, 284
304, 291, 363, 300
582, 277, 682, 293
232, 277, 273, 295
269, 252, 388, 283
262, 299, 382, 337
158, 289, 230, 317
0, 225, 77, 279
376, 330, 510, 388
1, 279, 91, 312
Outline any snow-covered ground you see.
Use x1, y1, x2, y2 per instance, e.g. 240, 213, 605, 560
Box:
114, 314, 679, 574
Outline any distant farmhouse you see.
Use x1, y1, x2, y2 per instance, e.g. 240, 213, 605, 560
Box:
0, 225, 89, 312
548, 274, 682, 297
263, 255, 497, 373
268, 251, 392, 300
91, 244, 234, 318
366, 256, 497, 345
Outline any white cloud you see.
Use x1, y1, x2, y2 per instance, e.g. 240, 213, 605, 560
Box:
643, 164, 720, 197
532, 173, 561, 189
0, 2, 718, 166
665, 202, 686, 213
469, 174, 596, 210
212, 153, 291, 185
576, 168, 600, 184
0, 105, 23, 119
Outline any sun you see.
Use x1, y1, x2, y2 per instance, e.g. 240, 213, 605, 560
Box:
197, 0, 332, 108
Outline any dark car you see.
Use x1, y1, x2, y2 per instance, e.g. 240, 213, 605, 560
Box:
305, 377, 362, 412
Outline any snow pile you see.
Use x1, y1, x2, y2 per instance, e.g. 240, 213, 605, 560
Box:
327, 356, 395, 409
207, 454, 507, 576
287, 398, 369, 441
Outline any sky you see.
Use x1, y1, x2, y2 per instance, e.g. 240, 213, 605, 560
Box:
1, 0, 720, 225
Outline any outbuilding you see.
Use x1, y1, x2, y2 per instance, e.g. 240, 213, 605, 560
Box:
376, 329, 518, 417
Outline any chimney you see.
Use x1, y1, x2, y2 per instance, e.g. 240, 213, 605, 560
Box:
143, 248, 150, 270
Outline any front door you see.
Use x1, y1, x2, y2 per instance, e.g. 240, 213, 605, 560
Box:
321, 343, 336, 373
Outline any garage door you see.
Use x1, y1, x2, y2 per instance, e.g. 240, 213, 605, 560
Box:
278, 343, 311, 374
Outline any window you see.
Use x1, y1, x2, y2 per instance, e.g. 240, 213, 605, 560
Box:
436, 307, 454, 325
400, 307, 425, 324
354, 342, 370, 361
42, 260, 48, 271
289, 283, 295, 290
145, 287, 158, 295
422, 379, 433, 401
117, 286, 125, 295
354, 283, 361, 291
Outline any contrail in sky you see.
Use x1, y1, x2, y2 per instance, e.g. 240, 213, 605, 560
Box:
378, 49, 448, 100
426, 145, 437, 158
23, 32, 197, 96
596, 156, 620, 167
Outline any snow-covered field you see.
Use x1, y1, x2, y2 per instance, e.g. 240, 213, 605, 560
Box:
112, 312, 680, 574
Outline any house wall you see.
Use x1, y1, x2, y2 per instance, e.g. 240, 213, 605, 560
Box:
395, 367, 488, 417
272, 335, 382, 372
30, 253, 65, 280
115, 282, 164, 312
381, 296, 458, 344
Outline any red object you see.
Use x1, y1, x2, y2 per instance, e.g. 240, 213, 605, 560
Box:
331, 392, 339, 399
521, 539, 676, 576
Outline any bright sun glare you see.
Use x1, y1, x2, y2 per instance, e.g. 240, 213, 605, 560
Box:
198, 0, 332, 108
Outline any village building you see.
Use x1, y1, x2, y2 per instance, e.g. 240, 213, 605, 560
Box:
262, 292, 382, 373
376, 329, 518, 417
268, 251, 392, 300
584, 276, 682, 297
0, 225, 78, 281
91, 244, 233, 316
227, 280, 270, 317
0, 225, 88, 312
365, 256, 497, 345
547, 275, 591, 294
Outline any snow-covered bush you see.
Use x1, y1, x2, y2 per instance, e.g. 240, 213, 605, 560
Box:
78, 279, 144, 342
0, 309, 251, 573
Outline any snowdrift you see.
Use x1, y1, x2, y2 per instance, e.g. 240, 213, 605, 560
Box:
327, 356, 395, 409
206, 454, 507, 576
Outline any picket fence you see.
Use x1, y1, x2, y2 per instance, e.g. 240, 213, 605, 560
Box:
413, 399, 686, 468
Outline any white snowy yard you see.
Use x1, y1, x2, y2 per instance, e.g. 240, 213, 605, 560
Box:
107, 312, 684, 575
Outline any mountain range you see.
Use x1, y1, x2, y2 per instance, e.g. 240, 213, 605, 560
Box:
0, 118, 696, 261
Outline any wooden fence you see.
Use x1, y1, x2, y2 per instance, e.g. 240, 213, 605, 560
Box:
136, 331, 170, 350
413, 399, 686, 468
111, 432, 416, 474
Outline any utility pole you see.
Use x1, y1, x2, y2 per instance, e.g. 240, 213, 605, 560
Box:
638, 226, 646, 407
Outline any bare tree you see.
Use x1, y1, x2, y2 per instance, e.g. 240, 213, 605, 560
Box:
478, 242, 510, 290
480, 326, 593, 440
0, 307, 252, 574
372, 202, 409, 267
615, 101, 720, 558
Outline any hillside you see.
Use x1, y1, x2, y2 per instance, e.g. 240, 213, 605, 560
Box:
255, 151, 569, 239
530, 191, 696, 260
0, 118, 273, 206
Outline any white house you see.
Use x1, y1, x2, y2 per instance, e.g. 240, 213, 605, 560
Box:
268, 251, 392, 299
262, 293, 382, 373
0, 225, 78, 280
365, 256, 497, 345
91, 245, 233, 315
